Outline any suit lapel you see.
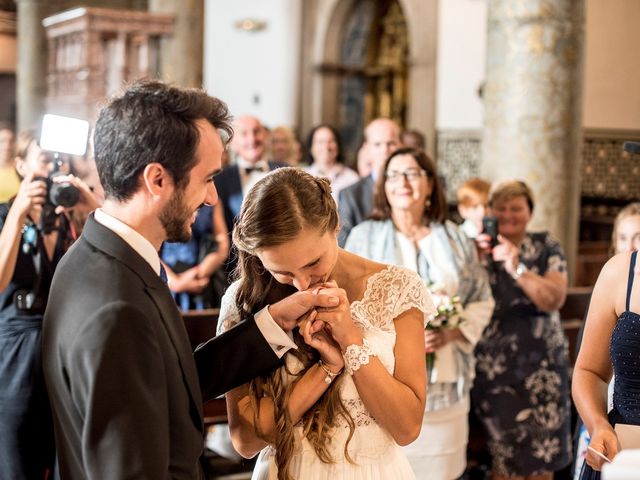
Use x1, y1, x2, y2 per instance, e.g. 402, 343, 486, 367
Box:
82, 215, 204, 422
144, 283, 204, 423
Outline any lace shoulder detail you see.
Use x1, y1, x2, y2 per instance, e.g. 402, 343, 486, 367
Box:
216, 280, 242, 336
352, 265, 435, 330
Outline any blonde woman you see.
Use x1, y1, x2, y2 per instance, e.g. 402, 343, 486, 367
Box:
572, 202, 640, 479
472, 180, 572, 480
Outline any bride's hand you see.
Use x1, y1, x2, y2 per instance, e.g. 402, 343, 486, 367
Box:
314, 287, 363, 350
299, 311, 344, 372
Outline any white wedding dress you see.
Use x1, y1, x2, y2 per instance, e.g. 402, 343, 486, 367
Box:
217, 265, 434, 480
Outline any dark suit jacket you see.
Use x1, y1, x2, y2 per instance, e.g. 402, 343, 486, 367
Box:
337, 175, 375, 247
42, 215, 281, 479
215, 161, 286, 280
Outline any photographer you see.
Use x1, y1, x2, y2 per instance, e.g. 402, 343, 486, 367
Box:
0, 130, 99, 479
471, 180, 571, 479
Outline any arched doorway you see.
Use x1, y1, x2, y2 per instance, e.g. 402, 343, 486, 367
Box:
302, 0, 437, 162
318, 0, 408, 162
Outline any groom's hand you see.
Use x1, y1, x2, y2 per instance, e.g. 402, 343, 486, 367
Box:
268, 290, 339, 331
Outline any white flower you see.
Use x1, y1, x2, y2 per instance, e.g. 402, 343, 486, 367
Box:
532, 437, 560, 463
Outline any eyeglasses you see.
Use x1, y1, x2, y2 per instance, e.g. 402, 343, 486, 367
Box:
385, 168, 427, 183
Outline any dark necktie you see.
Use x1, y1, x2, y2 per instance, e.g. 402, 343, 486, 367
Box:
159, 264, 168, 283
244, 166, 264, 175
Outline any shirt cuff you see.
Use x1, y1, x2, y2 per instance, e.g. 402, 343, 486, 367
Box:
254, 306, 298, 358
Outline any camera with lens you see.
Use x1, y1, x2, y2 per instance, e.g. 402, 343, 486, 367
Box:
35, 171, 80, 233
39, 171, 80, 208
11, 114, 90, 313
36, 114, 90, 233
13, 289, 45, 314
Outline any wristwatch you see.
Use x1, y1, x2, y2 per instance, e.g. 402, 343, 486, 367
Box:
511, 262, 528, 280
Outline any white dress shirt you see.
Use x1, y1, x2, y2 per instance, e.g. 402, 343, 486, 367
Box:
236, 157, 270, 197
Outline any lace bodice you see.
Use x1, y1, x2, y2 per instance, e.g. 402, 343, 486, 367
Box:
349, 265, 433, 331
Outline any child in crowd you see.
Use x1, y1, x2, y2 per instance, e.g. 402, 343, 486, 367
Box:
456, 178, 491, 239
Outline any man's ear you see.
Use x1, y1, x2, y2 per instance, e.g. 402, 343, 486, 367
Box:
142, 163, 171, 196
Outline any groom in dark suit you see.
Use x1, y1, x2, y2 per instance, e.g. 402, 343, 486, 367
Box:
42, 81, 338, 479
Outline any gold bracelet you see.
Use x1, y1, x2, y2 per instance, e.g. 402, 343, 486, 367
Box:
318, 360, 343, 385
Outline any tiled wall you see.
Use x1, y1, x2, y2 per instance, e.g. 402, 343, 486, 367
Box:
436, 129, 640, 206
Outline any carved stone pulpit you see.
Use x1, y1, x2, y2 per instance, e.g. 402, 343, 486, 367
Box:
42, 7, 174, 122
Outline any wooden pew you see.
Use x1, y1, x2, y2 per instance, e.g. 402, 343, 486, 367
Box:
560, 286, 593, 366
575, 241, 609, 287
182, 308, 220, 349
181, 308, 227, 424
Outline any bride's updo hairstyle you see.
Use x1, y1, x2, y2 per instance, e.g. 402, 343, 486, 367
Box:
232, 167, 354, 480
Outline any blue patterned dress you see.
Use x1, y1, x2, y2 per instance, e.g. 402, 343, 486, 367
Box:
471, 232, 572, 476
579, 250, 640, 479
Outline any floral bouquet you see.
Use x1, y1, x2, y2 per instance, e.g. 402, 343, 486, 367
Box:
425, 283, 463, 375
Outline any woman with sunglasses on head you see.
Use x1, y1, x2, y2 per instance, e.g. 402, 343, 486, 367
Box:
345, 147, 494, 479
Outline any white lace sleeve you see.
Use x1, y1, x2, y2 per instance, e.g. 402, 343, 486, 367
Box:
216, 280, 242, 336
392, 267, 436, 328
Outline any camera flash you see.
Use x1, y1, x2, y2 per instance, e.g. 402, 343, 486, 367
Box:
40, 114, 90, 156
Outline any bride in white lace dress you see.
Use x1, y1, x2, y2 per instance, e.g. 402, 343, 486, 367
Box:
217, 168, 434, 480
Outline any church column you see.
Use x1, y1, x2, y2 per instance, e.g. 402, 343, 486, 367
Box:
16, 0, 48, 131
148, 0, 203, 88
480, 0, 584, 281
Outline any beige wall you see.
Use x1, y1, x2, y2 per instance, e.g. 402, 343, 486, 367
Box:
583, 0, 640, 130
0, 34, 16, 73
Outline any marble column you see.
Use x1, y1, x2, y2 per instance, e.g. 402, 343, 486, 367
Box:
481, 0, 584, 281
16, 0, 48, 131
149, 0, 203, 88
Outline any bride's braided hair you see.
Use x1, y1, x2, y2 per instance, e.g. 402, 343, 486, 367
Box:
233, 168, 355, 480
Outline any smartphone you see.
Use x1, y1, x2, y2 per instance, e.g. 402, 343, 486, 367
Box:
482, 216, 498, 247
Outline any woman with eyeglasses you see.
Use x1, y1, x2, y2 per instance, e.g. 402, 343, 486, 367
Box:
344, 147, 494, 479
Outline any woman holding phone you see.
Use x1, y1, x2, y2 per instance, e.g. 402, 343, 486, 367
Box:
472, 180, 572, 480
